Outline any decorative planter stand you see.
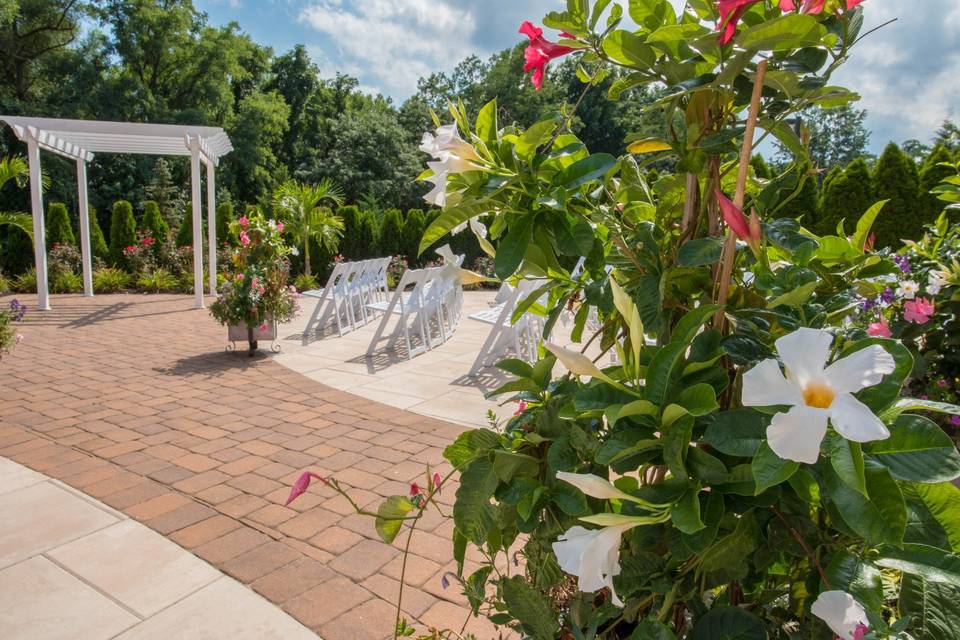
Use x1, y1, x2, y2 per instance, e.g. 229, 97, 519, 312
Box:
227, 321, 280, 356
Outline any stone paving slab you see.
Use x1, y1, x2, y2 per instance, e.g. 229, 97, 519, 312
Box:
0, 458, 317, 640
0, 293, 510, 639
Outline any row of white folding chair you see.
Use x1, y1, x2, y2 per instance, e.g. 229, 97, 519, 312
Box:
469, 278, 546, 374
366, 266, 444, 359
300, 257, 391, 342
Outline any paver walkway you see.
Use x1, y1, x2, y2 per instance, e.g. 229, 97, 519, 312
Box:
0, 457, 317, 639
0, 293, 506, 640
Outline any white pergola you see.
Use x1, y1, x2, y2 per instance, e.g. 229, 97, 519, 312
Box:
0, 116, 233, 310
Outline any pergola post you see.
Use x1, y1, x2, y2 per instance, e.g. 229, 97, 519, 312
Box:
76, 159, 93, 297
26, 131, 50, 311
206, 160, 216, 296
188, 136, 204, 309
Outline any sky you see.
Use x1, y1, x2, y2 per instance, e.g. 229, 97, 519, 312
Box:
195, 0, 960, 154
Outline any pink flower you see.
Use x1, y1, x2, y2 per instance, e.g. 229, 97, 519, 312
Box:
514, 400, 528, 416
852, 623, 869, 640
867, 319, 892, 338
276, 221, 284, 232
432, 472, 442, 494
126, 245, 136, 252
239, 216, 249, 228
285, 471, 328, 506
239, 231, 250, 247
258, 323, 268, 332
410, 483, 421, 496
235, 273, 245, 282
716, 190, 762, 253
781, 0, 863, 12
904, 298, 935, 324
519, 21, 575, 90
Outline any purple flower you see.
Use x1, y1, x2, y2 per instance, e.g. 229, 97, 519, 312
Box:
938, 379, 949, 388
893, 255, 911, 274
9, 299, 26, 322
859, 298, 876, 312
879, 288, 895, 304
951, 415, 960, 426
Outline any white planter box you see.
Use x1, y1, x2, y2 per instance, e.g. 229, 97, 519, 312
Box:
228, 321, 276, 342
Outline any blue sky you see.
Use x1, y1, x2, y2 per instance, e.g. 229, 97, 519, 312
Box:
195, 0, 960, 154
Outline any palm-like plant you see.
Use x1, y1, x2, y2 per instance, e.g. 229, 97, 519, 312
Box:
272, 179, 345, 276
0, 156, 34, 240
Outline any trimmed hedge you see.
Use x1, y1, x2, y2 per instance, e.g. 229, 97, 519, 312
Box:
379, 208, 404, 257
141, 200, 169, 240
109, 200, 137, 265
872, 142, 920, 247
46, 202, 75, 248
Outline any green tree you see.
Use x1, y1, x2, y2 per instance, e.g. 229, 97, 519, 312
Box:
144, 158, 181, 229
46, 202, 75, 248
872, 143, 921, 247
272, 179, 345, 276
750, 154, 771, 179
379, 208, 404, 257
774, 164, 819, 224
918, 145, 955, 224
87, 204, 108, 260
401, 208, 426, 265
336, 205, 362, 259
215, 201, 235, 246
818, 159, 874, 236
175, 208, 205, 248
775, 106, 870, 169
356, 210, 378, 259
140, 200, 169, 240
109, 200, 136, 265
224, 89, 290, 204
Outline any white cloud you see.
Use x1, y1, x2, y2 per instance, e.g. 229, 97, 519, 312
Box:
298, 0, 477, 96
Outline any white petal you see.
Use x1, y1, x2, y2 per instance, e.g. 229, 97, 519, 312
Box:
468, 217, 488, 239
767, 405, 829, 464
828, 393, 890, 443
824, 345, 896, 394
741, 358, 803, 407
552, 524, 632, 607
775, 328, 833, 386
811, 591, 868, 640
556, 472, 636, 502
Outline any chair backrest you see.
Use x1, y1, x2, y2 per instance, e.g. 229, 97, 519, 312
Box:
334, 261, 363, 295
319, 261, 347, 294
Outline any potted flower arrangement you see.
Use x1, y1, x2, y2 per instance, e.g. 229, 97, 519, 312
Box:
209, 211, 301, 355
286, 1, 960, 639
0, 299, 26, 359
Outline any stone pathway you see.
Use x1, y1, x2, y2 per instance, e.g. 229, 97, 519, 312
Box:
0, 457, 317, 639
0, 293, 507, 640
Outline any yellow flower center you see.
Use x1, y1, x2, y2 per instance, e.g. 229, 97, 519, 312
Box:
803, 381, 835, 409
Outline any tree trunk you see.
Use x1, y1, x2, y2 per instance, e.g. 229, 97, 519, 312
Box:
303, 230, 311, 277
247, 327, 258, 357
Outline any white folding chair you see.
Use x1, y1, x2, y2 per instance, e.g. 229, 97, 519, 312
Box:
301, 262, 352, 341
469, 279, 544, 374
366, 269, 433, 360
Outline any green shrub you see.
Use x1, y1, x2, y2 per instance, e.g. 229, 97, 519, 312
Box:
88, 205, 109, 260
401, 208, 426, 264
137, 269, 179, 293
109, 200, 137, 265
750, 154, 771, 179
818, 158, 874, 236
918, 145, 955, 224
357, 211, 378, 258
93, 268, 131, 293
379, 209, 404, 257
175, 208, 206, 247
50, 270, 82, 293
293, 273, 318, 292
46, 202, 76, 248
215, 202, 236, 245
773, 163, 818, 223
873, 142, 921, 247
0, 271, 10, 293
140, 200, 169, 241
336, 205, 362, 258
13, 269, 37, 293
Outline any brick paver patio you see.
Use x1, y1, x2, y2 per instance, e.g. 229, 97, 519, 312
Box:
0, 294, 506, 640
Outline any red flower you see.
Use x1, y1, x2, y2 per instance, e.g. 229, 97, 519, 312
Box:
716, 190, 762, 254
716, 0, 760, 45
125, 245, 136, 252
410, 482, 421, 497
284, 471, 328, 506
780, 0, 863, 13
140, 236, 155, 246
519, 21, 575, 90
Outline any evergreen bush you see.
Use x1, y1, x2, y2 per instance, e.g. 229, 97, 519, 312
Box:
872, 142, 921, 247
750, 154, 771, 179
140, 200, 169, 241
88, 205, 109, 260
401, 208, 426, 264
357, 210, 378, 258
336, 205, 362, 258
918, 145, 955, 224
818, 158, 874, 236
175, 208, 206, 247
379, 208, 404, 257
46, 202, 75, 248
773, 163, 818, 224
215, 202, 236, 245
109, 200, 137, 265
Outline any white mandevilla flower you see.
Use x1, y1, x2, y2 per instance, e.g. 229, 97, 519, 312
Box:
420, 124, 482, 208
927, 269, 949, 296
811, 590, 870, 640
451, 217, 488, 238
896, 280, 919, 300
742, 328, 895, 464
419, 124, 481, 162
290, 246, 299, 257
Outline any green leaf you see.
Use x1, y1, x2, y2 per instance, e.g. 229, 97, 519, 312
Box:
464, 566, 492, 615
828, 437, 867, 497
702, 410, 767, 457
628, 619, 677, 640
453, 457, 498, 545
677, 236, 724, 267
826, 463, 906, 546
672, 304, 721, 347
495, 215, 534, 279
824, 550, 883, 611
698, 514, 759, 580
644, 342, 686, 406
852, 200, 887, 252
876, 543, 960, 586
766, 280, 818, 309
443, 429, 499, 467
911, 483, 960, 553
899, 574, 960, 640
602, 30, 656, 67
515, 120, 557, 162
736, 13, 828, 51
866, 414, 960, 484
678, 384, 719, 417
495, 358, 534, 379
880, 398, 960, 423
672, 487, 705, 534
663, 414, 694, 479
557, 153, 617, 189
689, 607, 766, 640
475, 99, 498, 146
788, 468, 820, 504
419, 203, 488, 255
551, 482, 588, 516
752, 442, 799, 494
375, 496, 415, 544
500, 575, 559, 640
492, 451, 539, 482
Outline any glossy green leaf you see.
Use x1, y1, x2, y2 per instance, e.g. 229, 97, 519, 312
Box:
826, 463, 906, 546
453, 457, 498, 544
689, 607, 766, 640
736, 13, 828, 51
899, 574, 960, 640
876, 543, 960, 586
495, 215, 534, 279
852, 200, 887, 253
672, 487, 705, 534
677, 236, 724, 267
678, 383, 719, 416
752, 441, 799, 495
828, 437, 867, 497
374, 495, 415, 544
644, 342, 686, 405
603, 30, 656, 67
702, 410, 767, 457
911, 483, 960, 553
824, 549, 883, 610
475, 99, 498, 146
557, 153, 618, 189
866, 414, 960, 483
500, 575, 559, 640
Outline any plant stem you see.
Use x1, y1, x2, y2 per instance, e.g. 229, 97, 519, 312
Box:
394, 516, 420, 640
771, 506, 831, 589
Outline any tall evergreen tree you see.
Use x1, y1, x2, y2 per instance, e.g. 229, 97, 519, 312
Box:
379, 209, 404, 257
750, 154, 771, 179
401, 209, 427, 265
818, 159, 874, 236
109, 200, 137, 265
140, 201, 169, 240
872, 143, 921, 247
336, 205, 361, 259
87, 205, 109, 261
918, 145, 955, 225
216, 202, 236, 246
46, 202, 75, 248
145, 159, 182, 229
175, 208, 205, 247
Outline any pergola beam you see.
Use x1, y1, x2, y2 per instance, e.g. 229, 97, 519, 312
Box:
25, 131, 50, 311
76, 159, 93, 296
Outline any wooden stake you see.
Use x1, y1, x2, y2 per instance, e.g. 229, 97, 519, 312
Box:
714, 59, 768, 329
